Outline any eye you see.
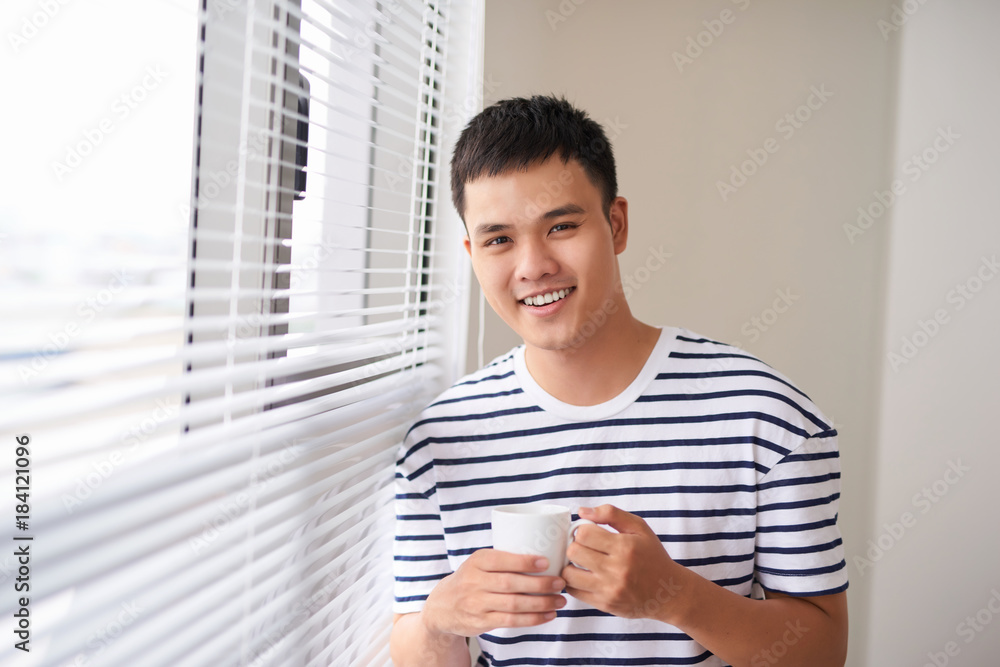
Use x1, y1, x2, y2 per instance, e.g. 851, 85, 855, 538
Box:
550, 222, 578, 233
485, 235, 511, 246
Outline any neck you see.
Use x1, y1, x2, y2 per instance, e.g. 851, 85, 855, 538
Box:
523, 311, 661, 406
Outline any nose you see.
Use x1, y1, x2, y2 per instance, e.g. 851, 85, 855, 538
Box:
515, 236, 559, 283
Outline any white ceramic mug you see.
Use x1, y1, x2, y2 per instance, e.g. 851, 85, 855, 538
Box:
491, 503, 595, 577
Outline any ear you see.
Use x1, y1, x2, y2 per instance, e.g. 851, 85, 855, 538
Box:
463, 236, 472, 256
608, 197, 629, 255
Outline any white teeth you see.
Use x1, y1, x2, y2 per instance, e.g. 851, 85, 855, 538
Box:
523, 288, 571, 306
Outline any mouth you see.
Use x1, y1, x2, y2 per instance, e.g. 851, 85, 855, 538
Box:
520, 287, 575, 307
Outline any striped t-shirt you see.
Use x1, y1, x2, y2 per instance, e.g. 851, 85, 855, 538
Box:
394, 327, 848, 666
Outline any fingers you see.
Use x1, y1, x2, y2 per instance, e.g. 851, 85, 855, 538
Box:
468, 549, 566, 593
490, 571, 567, 595
578, 504, 647, 534
473, 548, 550, 574
485, 591, 567, 615
425, 550, 568, 637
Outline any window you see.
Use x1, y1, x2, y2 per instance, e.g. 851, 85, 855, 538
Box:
0, 0, 483, 664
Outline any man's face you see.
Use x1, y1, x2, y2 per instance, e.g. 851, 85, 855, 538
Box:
462, 155, 628, 354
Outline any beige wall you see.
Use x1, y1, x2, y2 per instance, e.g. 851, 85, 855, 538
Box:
865, 0, 1000, 664
465, 0, 999, 663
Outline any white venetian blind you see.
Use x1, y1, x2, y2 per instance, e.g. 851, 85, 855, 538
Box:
0, 0, 482, 665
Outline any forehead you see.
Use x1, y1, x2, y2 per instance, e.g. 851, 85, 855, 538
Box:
462, 156, 602, 225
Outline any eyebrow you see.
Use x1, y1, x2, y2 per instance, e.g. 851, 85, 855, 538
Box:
542, 204, 586, 219
471, 222, 511, 238
471, 204, 586, 238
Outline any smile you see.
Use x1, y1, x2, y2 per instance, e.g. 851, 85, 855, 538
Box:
520, 287, 574, 307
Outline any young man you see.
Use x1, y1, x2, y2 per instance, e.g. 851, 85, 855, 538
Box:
391, 96, 848, 666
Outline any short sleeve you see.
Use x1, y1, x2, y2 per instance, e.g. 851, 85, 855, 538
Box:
754, 434, 849, 597
393, 434, 452, 615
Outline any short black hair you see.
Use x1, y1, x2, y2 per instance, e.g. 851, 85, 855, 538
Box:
450, 95, 618, 223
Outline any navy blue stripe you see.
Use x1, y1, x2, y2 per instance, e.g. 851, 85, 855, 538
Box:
409, 405, 544, 432
396, 513, 440, 521
713, 572, 754, 588
393, 554, 449, 561
435, 528, 755, 545
638, 507, 756, 519
676, 552, 754, 568
396, 486, 437, 501
436, 460, 762, 490
762, 580, 849, 597
654, 369, 809, 401
445, 509, 755, 535
394, 534, 444, 541
756, 537, 843, 555
636, 388, 829, 432
757, 517, 838, 533
440, 485, 758, 512
783, 450, 839, 463
394, 594, 428, 603
454, 368, 515, 386
659, 531, 756, 543
758, 493, 840, 513
395, 572, 447, 582
481, 631, 691, 645
670, 351, 759, 361
444, 522, 489, 535
758, 472, 840, 491
432, 436, 788, 468
407, 460, 435, 482
479, 649, 715, 666
448, 547, 480, 557
556, 608, 614, 618
675, 335, 727, 346
432, 387, 525, 406
409, 412, 810, 458
757, 560, 846, 577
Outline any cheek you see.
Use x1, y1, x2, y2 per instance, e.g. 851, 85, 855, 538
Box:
472, 258, 507, 297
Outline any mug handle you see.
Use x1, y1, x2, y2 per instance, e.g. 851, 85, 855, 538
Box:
565, 518, 596, 568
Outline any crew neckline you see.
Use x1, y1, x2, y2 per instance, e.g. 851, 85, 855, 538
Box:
513, 326, 679, 421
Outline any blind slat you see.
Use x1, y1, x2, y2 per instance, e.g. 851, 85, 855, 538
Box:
2, 0, 476, 663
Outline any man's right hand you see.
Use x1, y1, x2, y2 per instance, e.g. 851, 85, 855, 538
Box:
421, 548, 567, 639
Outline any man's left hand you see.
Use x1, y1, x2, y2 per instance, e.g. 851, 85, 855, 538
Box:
561, 504, 685, 621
